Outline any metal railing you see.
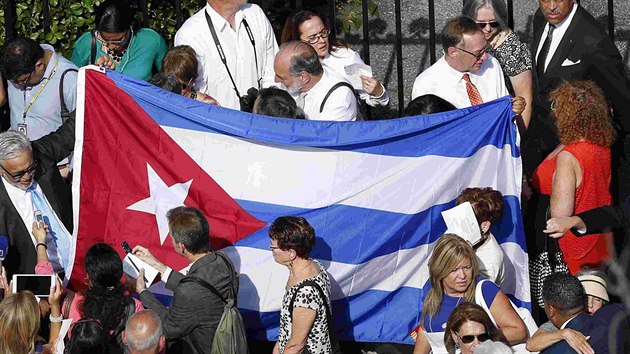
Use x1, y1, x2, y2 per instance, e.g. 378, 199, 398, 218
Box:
0, 0, 623, 122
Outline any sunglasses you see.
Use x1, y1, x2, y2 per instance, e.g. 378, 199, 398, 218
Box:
476, 21, 501, 29
457, 332, 490, 344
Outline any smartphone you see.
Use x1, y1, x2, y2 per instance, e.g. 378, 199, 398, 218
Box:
34, 210, 44, 226
12, 274, 55, 297
121, 241, 132, 254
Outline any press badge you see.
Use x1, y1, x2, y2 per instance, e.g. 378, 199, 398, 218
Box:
17, 123, 27, 135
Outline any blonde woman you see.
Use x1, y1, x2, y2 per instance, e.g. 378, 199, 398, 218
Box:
412, 234, 526, 354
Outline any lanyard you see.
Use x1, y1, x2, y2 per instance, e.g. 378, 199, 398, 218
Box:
22, 56, 61, 122
204, 10, 260, 100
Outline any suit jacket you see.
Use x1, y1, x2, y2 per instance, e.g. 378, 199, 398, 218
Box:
525, 6, 630, 174
0, 114, 74, 278
140, 252, 235, 354
542, 312, 609, 354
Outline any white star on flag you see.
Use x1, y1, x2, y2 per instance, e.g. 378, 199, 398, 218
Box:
127, 163, 193, 245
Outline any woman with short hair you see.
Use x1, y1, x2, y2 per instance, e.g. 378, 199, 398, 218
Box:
161, 45, 219, 105
270, 216, 334, 354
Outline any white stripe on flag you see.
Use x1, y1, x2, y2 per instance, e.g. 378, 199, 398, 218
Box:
164, 127, 522, 214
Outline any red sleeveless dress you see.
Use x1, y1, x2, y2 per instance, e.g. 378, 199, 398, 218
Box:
532, 141, 612, 274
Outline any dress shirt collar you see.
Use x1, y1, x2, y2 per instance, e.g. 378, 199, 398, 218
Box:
1, 175, 34, 197
559, 312, 581, 329
441, 56, 485, 86
204, 3, 245, 33
544, 2, 578, 33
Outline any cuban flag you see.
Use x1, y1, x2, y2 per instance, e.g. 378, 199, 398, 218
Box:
69, 67, 529, 344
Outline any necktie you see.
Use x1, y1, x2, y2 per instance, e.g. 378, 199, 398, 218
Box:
537, 24, 555, 75
463, 74, 483, 106
29, 186, 72, 273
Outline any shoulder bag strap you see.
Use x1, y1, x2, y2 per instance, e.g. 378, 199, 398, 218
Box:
289, 280, 332, 320
90, 31, 97, 65
319, 82, 356, 113
59, 68, 78, 123
215, 251, 238, 302
205, 11, 259, 99
180, 275, 228, 304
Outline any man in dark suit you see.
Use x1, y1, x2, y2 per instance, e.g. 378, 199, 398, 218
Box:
133, 206, 236, 353
0, 113, 74, 279
525, 0, 630, 201
541, 273, 611, 354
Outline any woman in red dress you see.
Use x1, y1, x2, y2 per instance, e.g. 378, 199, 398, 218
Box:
532, 80, 616, 274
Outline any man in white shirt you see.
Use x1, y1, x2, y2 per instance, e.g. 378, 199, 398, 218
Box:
274, 41, 358, 121
174, 0, 278, 111
411, 17, 524, 114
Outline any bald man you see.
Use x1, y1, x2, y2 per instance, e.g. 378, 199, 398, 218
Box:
123, 309, 166, 354
274, 40, 358, 121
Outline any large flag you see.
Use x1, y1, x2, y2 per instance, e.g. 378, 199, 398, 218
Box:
70, 67, 528, 344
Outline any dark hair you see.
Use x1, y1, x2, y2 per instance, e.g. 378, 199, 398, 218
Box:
542, 273, 585, 313
456, 187, 504, 225
444, 302, 508, 354
281, 10, 346, 51
149, 73, 183, 94
162, 45, 198, 84
441, 16, 481, 53
254, 87, 299, 118
403, 94, 456, 117
95, 0, 134, 33
278, 41, 323, 77
167, 206, 211, 254
268, 216, 316, 258
0, 37, 44, 81
82, 243, 130, 333
64, 320, 108, 354
461, 0, 509, 30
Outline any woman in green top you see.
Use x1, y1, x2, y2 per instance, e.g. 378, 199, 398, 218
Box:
70, 0, 167, 81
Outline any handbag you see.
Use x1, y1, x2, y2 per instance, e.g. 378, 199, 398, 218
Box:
529, 207, 570, 308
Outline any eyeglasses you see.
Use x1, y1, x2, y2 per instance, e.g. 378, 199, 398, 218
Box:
457, 332, 490, 344
12, 71, 33, 89
454, 44, 493, 61
0, 160, 38, 182
96, 31, 129, 47
302, 28, 330, 44
476, 21, 501, 30
269, 245, 280, 250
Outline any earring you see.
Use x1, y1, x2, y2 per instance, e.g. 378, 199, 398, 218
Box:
454, 342, 460, 350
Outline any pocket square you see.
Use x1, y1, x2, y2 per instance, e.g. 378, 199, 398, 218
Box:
561, 58, 581, 66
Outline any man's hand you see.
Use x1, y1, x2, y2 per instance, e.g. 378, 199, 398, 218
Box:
561, 329, 593, 354
135, 268, 147, 294
510, 96, 526, 115
95, 55, 116, 70
544, 216, 585, 238
360, 75, 384, 97
132, 245, 167, 273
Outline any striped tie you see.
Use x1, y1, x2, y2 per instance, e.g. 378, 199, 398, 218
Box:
463, 74, 483, 106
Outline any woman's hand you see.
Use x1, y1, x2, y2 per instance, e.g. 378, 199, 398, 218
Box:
47, 276, 63, 310
32, 221, 48, 245
95, 54, 116, 70
360, 75, 384, 97
0, 266, 11, 298
197, 92, 220, 106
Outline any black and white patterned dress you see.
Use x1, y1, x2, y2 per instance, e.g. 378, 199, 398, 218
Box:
277, 260, 332, 354
490, 31, 533, 94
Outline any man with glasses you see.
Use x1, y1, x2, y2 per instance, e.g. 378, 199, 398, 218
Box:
411, 17, 525, 115
0, 112, 75, 280
174, 0, 278, 111
0, 37, 77, 178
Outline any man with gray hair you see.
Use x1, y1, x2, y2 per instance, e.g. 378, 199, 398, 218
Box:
0, 112, 74, 279
274, 40, 358, 121
124, 309, 166, 354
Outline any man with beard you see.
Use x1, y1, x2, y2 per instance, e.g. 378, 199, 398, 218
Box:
274, 41, 358, 121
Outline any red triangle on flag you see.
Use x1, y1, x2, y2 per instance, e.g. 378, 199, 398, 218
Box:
70, 70, 266, 289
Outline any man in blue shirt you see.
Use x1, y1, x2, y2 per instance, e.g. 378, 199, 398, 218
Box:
0, 37, 77, 176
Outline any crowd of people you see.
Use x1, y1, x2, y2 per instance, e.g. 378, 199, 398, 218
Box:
1, 0, 630, 352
